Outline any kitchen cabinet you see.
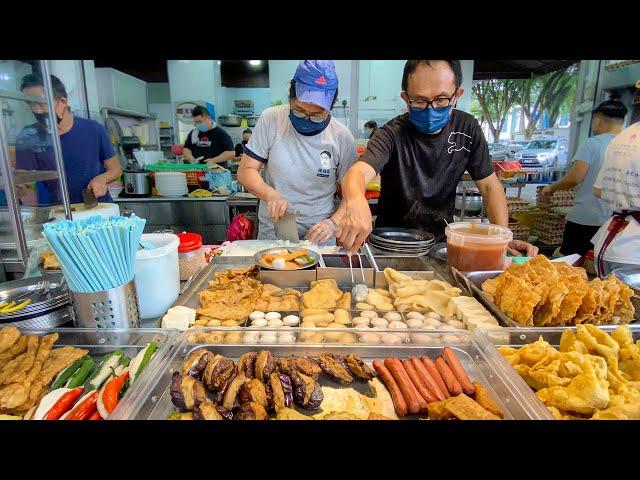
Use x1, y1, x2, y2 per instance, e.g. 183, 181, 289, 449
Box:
95, 68, 148, 114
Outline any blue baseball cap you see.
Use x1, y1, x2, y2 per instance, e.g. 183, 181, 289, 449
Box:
293, 60, 338, 111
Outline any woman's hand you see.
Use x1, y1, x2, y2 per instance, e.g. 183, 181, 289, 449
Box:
306, 219, 336, 244
267, 192, 288, 222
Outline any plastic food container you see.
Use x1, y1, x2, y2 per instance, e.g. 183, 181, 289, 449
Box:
112, 327, 545, 420
477, 326, 640, 420
135, 233, 180, 319
18, 328, 177, 420
177, 232, 207, 281
445, 222, 513, 271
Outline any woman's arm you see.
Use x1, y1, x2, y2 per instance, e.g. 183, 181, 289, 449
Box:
237, 155, 287, 221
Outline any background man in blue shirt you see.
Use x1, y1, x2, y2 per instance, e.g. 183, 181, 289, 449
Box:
541, 99, 628, 256
16, 73, 122, 205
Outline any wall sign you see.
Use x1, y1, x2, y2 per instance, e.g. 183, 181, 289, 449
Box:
175, 102, 200, 124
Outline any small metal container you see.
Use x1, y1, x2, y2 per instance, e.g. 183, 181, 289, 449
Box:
70, 280, 140, 328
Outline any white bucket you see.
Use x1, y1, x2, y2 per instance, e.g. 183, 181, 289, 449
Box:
134, 233, 180, 319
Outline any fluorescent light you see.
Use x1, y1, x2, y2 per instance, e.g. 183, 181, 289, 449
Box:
218, 61, 221, 65
249, 60, 261, 66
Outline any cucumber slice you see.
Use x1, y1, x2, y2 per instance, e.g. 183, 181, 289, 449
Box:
51, 357, 85, 390
86, 349, 124, 391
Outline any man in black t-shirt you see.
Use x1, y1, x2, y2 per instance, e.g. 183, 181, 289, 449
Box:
183, 106, 235, 169
337, 60, 538, 257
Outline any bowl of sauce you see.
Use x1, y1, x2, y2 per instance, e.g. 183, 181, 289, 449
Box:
445, 222, 513, 271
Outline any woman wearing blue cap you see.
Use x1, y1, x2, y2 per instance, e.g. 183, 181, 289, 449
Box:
237, 60, 357, 244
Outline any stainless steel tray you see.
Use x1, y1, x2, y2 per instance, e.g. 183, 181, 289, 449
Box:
112, 328, 544, 420
16, 328, 179, 420
475, 325, 640, 421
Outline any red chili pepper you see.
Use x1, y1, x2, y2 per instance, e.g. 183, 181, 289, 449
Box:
88, 410, 102, 420
62, 390, 99, 420
43, 387, 85, 420
102, 371, 129, 415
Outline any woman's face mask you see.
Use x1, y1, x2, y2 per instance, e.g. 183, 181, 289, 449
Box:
289, 111, 330, 136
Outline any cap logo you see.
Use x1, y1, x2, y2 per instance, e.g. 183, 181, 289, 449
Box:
316, 75, 327, 85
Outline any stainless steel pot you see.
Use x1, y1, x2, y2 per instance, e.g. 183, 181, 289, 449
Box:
246, 116, 258, 127
218, 114, 242, 127
455, 193, 483, 212
123, 170, 150, 196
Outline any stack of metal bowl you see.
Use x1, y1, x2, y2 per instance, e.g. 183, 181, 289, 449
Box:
369, 227, 435, 256
0, 274, 73, 329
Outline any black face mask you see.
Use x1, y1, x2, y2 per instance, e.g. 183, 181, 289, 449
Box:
34, 112, 49, 126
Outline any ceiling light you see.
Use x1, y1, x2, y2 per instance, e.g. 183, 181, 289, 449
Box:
217, 61, 221, 65
249, 60, 261, 67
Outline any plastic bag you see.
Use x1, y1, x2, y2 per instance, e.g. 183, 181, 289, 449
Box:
226, 214, 254, 241
205, 169, 236, 194
23, 237, 52, 278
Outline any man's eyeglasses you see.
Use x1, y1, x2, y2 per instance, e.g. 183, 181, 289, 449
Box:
404, 92, 456, 111
290, 106, 329, 123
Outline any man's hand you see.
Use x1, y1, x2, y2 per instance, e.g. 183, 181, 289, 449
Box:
266, 192, 288, 222
306, 218, 336, 244
88, 177, 108, 197
507, 240, 539, 257
336, 196, 372, 253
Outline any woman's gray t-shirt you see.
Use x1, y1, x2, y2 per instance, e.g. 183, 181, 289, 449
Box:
244, 105, 357, 241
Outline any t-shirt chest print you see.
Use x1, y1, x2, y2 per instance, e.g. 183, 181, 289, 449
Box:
196, 135, 212, 147
316, 150, 337, 178
446, 131, 472, 155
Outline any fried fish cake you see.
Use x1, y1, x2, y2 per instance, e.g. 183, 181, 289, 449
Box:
0, 327, 20, 355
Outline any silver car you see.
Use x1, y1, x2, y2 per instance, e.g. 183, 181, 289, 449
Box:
514, 137, 569, 168
488, 143, 515, 161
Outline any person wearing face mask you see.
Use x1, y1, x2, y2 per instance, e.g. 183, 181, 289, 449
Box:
237, 60, 357, 243
363, 120, 377, 139
183, 106, 235, 168
337, 60, 538, 256
14, 73, 121, 205
541, 99, 628, 257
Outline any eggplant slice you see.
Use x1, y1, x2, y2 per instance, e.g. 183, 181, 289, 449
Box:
290, 371, 324, 410
181, 350, 212, 379
237, 352, 258, 379
235, 401, 268, 420
318, 354, 353, 385
346, 354, 376, 381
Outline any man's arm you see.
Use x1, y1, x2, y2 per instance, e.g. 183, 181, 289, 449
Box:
475, 173, 508, 227
206, 150, 235, 166
237, 155, 288, 221
542, 160, 589, 196
88, 156, 122, 197
183, 147, 196, 163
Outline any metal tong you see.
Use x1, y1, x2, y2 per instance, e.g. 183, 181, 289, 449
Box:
348, 248, 369, 302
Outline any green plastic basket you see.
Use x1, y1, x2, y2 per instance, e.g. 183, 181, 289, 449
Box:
145, 163, 208, 172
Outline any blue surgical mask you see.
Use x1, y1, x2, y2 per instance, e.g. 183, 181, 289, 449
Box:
196, 122, 208, 132
409, 105, 452, 134
289, 111, 330, 136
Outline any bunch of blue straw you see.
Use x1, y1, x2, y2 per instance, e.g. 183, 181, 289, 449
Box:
43, 215, 146, 293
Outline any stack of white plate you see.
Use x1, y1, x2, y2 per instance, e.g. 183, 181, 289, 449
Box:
369, 228, 435, 256
155, 172, 188, 197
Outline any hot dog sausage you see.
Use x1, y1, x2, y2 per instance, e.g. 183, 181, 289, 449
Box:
402, 359, 437, 404
435, 357, 463, 396
411, 357, 447, 401
420, 357, 450, 399
384, 358, 422, 414
442, 347, 476, 396
373, 360, 407, 416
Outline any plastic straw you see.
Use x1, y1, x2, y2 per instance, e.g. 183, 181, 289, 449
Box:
43, 214, 146, 294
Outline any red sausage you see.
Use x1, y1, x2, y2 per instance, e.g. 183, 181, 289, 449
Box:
420, 357, 450, 399
373, 360, 407, 416
402, 359, 437, 404
411, 357, 447, 401
384, 358, 422, 415
442, 347, 476, 396
435, 357, 463, 396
